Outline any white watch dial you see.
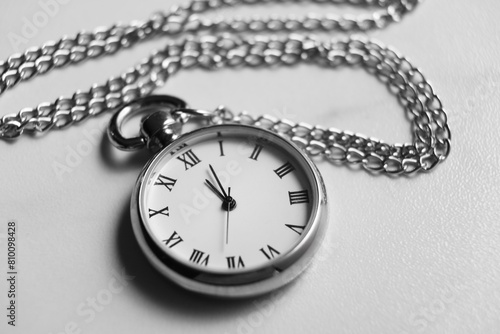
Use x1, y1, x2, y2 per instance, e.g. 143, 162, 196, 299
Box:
133, 124, 327, 296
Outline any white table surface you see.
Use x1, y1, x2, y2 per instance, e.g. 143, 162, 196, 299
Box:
1, 0, 499, 333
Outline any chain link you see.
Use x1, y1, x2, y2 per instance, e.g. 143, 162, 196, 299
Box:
0, 0, 450, 174
211, 35, 450, 174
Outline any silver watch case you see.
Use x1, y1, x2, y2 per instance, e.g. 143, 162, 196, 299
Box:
130, 124, 328, 298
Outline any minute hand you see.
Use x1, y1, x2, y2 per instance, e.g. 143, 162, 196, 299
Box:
209, 164, 228, 198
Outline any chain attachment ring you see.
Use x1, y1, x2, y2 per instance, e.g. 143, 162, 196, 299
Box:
107, 95, 186, 151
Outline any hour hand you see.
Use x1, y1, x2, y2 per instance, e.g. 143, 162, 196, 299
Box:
205, 179, 226, 201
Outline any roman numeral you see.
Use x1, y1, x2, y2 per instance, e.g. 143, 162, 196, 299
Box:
177, 149, 201, 170
217, 132, 225, 156
259, 245, 280, 260
218, 140, 224, 156
274, 161, 295, 179
249, 144, 263, 161
154, 174, 177, 191
162, 231, 183, 248
288, 190, 309, 205
226, 256, 245, 269
148, 206, 169, 218
189, 249, 210, 266
285, 224, 306, 235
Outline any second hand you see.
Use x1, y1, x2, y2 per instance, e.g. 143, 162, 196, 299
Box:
226, 187, 231, 245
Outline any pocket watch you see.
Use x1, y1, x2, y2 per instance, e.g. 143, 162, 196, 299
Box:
0, 0, 451, 299
108, 95, 328, 297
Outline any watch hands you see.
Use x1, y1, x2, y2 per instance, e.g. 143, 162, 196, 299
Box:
205, 179, 225, 201
204, 165, 236, 246
209, 164, 228, 198
205, 164, 237, 211
225, 187, 231, 244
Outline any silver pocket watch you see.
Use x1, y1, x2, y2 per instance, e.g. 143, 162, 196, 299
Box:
108, 95, 328, 297
0, 0, 450, 299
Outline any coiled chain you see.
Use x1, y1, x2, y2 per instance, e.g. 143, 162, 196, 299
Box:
0, 0, 450, 174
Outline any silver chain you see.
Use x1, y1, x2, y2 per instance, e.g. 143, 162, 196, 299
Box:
0, 0, 450, 174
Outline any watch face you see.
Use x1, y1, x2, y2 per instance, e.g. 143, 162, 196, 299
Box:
131, 124, 327, 297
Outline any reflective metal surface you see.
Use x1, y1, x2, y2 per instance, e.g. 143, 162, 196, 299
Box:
107, 95, 186, 151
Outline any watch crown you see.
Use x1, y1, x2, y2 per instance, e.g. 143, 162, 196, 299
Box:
141, 111, 183, 152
